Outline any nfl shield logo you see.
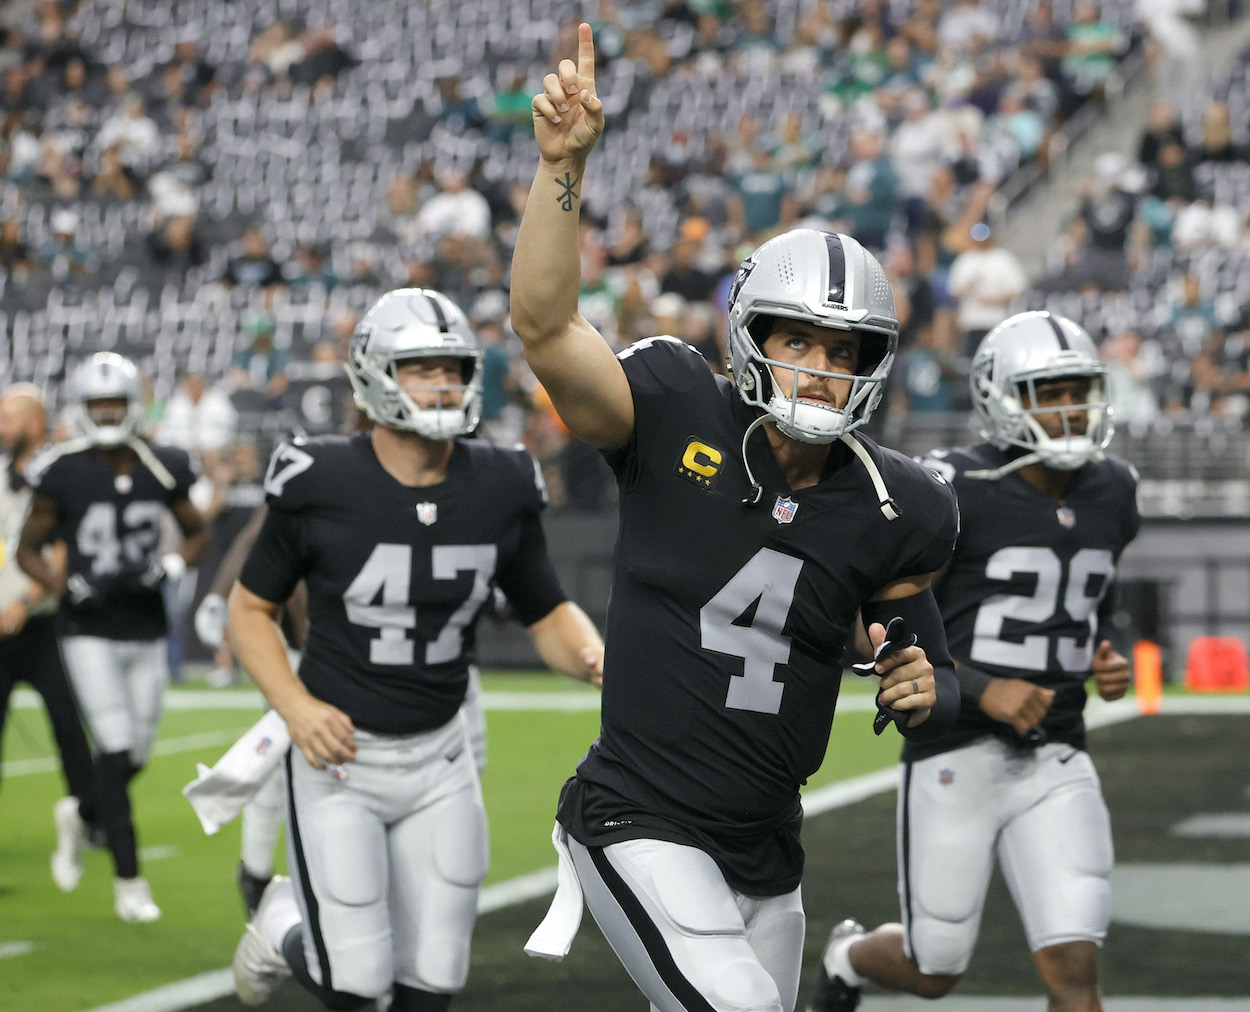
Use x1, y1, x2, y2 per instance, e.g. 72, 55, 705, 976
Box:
772, 496, 798, 524
256, 737, 271, 756
1056, 506, 1076, 528
416, 502, 438, 526
939, 768, 955, 785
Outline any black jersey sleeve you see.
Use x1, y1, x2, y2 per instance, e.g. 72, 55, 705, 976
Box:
1119, 458, 1143, 542
25, 448, 68, 499
881, 450, 961, 581
616, 335, 712, 398
604, 335, 715, 475
153, 444, 197, 501
483, 443, 565, 625
237, 504, 307, 605
260, 438, 330, 512
494, 510, 567, 626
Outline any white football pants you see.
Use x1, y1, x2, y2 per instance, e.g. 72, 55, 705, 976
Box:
285, 713, 488, 1000
899, 737, 1113, 975
60, 635, 168, 764
568, 836, 805, 1012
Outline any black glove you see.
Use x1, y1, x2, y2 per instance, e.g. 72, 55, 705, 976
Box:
852, 616, 918, 735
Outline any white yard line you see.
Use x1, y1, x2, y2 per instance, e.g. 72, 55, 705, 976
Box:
0, 941, 37, 960
2, 729, 252, 778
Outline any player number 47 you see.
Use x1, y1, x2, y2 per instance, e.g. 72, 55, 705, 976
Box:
343, 542, 497, 666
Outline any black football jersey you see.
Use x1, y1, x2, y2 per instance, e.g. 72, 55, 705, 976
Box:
558, 337, 959, 895
239, 432, 565, 734
29, 443, 196, 640
905, 442, 1141, 761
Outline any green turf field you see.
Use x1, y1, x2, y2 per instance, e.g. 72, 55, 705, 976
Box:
2, 676, 1246, 1011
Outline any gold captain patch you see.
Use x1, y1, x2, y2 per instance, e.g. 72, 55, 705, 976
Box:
676, 438, 723, 488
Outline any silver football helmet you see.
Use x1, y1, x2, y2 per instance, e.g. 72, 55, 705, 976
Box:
726, 229, 898, 444
347, 288, 484, 439
971, 311, 1112, 471
66, 352, 146, 446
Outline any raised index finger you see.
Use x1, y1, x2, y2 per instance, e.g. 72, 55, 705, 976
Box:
577, 22, 596, 91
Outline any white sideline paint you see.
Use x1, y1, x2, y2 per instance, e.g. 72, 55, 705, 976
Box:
63, 694, 1250, 1012
1172, 814, 1250, 838
0, 941, 37, 960
2, 729, 252, 778
1112, 863, 1250, 934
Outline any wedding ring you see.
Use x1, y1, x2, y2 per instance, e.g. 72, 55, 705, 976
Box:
911, 679, 920, 696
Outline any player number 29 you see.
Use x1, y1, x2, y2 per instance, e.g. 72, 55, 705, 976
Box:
343, 542, 497, 665
971, 546, 1115, 672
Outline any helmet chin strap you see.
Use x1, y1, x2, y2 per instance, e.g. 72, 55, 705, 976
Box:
740, 414, 770, 505
739, 415, 900, 521
965, 450, 1042, 482
127, 436, 177, 490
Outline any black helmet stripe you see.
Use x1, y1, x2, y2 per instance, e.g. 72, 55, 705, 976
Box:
1042, 311, 1070, 351
824, 233, 846, 304
425, 292, 450, 333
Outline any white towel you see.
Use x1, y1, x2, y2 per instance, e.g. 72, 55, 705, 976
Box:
524, 822, 585, 960
181, 710, 291, 835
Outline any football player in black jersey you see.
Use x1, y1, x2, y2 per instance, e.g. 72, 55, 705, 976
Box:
226, 288, 604, 1012
512, 25, 961, 1012
810, 312, 1140, 1012
0, 384, 98, 892
17, 352, 208, 922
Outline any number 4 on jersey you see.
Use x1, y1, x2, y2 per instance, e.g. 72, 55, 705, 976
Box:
700, 548, 803, 714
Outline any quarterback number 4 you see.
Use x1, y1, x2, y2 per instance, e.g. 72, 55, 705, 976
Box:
700, 548, 803, 714
343, 543, 497, 665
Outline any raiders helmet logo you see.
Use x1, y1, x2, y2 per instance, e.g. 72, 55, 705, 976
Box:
727, 257, 757, 309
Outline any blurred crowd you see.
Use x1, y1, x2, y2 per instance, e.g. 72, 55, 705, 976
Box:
0, 0, 1247, 510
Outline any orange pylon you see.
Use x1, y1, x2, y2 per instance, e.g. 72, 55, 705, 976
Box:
1133, 640, 1163, 715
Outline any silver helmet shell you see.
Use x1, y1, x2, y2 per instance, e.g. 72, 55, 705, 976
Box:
726, 229, 898, 444
66, 352, 146, 446
347, 288, 484, 439
971, 311, 1113, 470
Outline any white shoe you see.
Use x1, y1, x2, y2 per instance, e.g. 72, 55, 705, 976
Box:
51, 797, 85, 892
114, 876, 162, 923
233, 876, 294, 1006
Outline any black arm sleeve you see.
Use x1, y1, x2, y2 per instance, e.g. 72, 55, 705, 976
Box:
861, 589, 959, 744
1095, 579, 1119, 650
950, 661, 994, 704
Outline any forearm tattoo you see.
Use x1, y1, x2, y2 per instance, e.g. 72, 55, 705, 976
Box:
554, 171, 580, 211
